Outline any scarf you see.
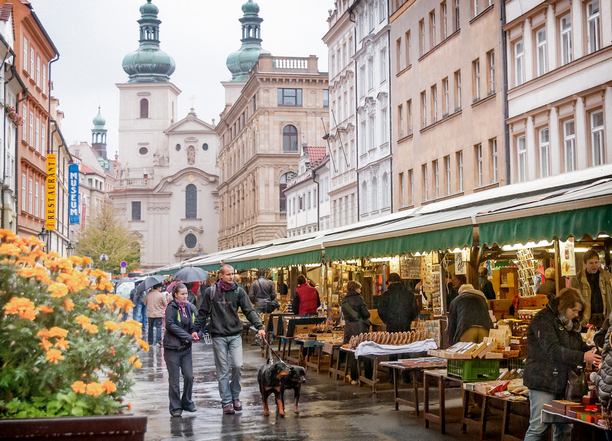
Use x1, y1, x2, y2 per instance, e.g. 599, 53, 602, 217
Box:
217, 279, 235, 293
177, 300, 188, 320
558, 314, 580, 332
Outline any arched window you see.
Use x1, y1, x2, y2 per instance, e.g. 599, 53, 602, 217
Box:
279, 172, 295, 213
382, 172, 389, 209
361, 181, 368, 214
185, 184, 197, 219
371, 176, 378, 211
282, 125, 298, 152
139, 98, 149, 118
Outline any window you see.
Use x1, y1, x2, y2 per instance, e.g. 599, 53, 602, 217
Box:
379, 47, 387, 84
306, 191, 311, 210
560, 15, 573, 65
185, 234, 197, 249
382, 173, 389, 209
359, 118, 366, 154
41, 121, 45, 153
563, 120, 576, 172
441, 1, 448, 40
282, 125, 298, 152
30, 48, 34, 74
420, 90, 428, 127
454, 70, 462, 110
379, 0, 386, 21
514, 40, 524, 86
405, 31, 411, 66
139, 98, 149, 118
433, 159, 440, 198
475, 143, 483, 186
368, 114, 375, 149
277, 88, 303, 106
361, 181, 368, 214
28, 177, 32, 213
42, 65, 47, 94
35, 117, 40, 152
323, 89, 329, 108
202, 143, 208, 151
406, 99, 413, 134
34, 180, 39, 217
442, 77, 449, 115
539, 127, 551, 177
396, 37, 402, 72
472, 58, 481, 101
453, 0, 460, 31
359, 64, 366, 98
587, 0, 601, 53
185, 184, 197, 219
536, 28, 548, 76
367, 57, 374, 90
419, 19, 425, 55
489, 138, 498, 183
421, 164, 429, 201
472, 0, 479, 17
456, 150, 464, 192
486, 50, 495, 94
399, 172, 405, 207
397, 104, 404, 138
517, 135, 527, 182
429, 10, 437, 47
131, 201, 141, 221
36, 55, 40, 87
21, 173, 26, 211
279, 172, 293, 213
139, 147, 148, 155
408, 169, 414, 206
444, 155, 451, 195
29, 111, 34, 147
431, 84, 438, 122
22, 37, 28, 72
591, 110, 605, 165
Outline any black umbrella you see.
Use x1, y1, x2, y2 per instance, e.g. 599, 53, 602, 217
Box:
173, 266, 208, 283
134, 275, 165, 295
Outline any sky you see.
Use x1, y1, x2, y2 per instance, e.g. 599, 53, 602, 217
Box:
31, 0, 334, 157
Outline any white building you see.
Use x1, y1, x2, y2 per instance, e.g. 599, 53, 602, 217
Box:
323, 0, 358, 229
285, 146, 330, 237
110, 1, 220, 269
352, 0, 392, 221
505, 0, 612, 182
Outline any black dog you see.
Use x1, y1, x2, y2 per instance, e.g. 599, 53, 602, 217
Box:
257, 361, 291, 417
280, 365, 306, 414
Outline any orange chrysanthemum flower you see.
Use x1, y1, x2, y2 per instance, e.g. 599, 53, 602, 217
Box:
37, 305, 54, 314
45, 348, 64, 364
71, 380, 87, 394
39, 338, 53, 351
104, 321, 120, 332
63, 298, 74, 312
54, 338, 70, 350
0, 243, 22, 257
137, 339, 150, 352
48, 326, 68, 339
48, 282, 69, 298
101, 380, 117, 394
85, 382, 104, 397
3, 297, 38, 321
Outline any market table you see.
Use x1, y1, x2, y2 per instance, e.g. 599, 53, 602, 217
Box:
324, 343, 345, 381
379, 357, 447, 416
423, 369, 463, 434
293, 338, 326, 370
542, 409, 608, 440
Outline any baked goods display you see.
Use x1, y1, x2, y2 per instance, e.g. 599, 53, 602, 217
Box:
346, 330, 426, 349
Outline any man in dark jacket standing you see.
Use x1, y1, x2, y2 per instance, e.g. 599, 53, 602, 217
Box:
248, 268, 277, 313
447, 284, 493, 345
378, 273, 418, 332
196, 265, 266, 415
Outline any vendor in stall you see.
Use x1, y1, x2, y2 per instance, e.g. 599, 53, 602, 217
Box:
524, 288, 601, 441
537, 267, 557, 297
447, 283, 492, 345
446, 273, 465, 307
377, 273, 418, 332
571, 249, 612, 328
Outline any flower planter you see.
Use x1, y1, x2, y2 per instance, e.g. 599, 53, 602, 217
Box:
0, 415, 147, 440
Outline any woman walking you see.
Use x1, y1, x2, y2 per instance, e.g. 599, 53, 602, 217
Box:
341, 280, 370, 384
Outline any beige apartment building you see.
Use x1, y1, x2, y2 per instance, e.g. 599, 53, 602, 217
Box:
505, 0, 611, 181
390, 0, 506, 210
216, 54, 329, 249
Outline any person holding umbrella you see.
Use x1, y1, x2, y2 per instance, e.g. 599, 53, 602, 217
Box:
173, 267, 208, 308
133, 275, 165, 339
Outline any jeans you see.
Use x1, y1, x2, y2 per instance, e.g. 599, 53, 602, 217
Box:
524, 389, 572, 441
164, 347, 194, 412
212, 334, 243, 406
133, 303, 147, 338
148, 317, 162, 345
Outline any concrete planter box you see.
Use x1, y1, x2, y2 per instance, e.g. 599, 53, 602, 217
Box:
0, 415, 147, 440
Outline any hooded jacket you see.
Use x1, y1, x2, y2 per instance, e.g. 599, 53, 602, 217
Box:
341, 290, 370, 343
523, 299, 588, 397
163, 300, 197, 350
447, 285, 492, 345
377, 282, 418, 332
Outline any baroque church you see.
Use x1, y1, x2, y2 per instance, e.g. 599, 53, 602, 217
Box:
109, 0, 219, 270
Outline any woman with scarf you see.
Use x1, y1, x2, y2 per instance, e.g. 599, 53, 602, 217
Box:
163, 283, 200, 417
524, 288, 601, 440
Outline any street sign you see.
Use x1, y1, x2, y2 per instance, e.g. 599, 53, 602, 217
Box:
120, 261, 127, 268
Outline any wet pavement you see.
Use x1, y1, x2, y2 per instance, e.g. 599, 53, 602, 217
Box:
129, 339, 496, 441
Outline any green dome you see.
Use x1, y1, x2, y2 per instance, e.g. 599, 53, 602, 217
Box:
242, 0, 260, 14
92, 107, 106, 128
227, 0, 269, 82
122, 0, 175, 83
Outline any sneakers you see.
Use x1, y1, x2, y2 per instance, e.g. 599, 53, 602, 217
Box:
182, 404, 197, 412
233, 399, 242, 411
170, 409, 182, 417
222, 403, 235, 415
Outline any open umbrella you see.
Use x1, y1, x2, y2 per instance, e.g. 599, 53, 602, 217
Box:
134, 275, 165, 296
115, 281, 135, 299
173, 266, 208, 283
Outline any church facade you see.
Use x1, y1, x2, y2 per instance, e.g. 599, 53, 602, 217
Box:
109, 0, 219, 270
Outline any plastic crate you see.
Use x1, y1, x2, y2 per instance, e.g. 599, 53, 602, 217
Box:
447, 359, 500, 381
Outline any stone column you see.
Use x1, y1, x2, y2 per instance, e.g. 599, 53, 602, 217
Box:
572, 0, 584, 59
549, 106, 561, 175
523, 18, 534, 82
526, 116, 537, 181
606, 87, 612, 164
575, 96, 588, 169
546, 4, 558, 71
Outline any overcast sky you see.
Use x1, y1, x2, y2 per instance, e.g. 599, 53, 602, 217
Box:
31, 0, 333, 157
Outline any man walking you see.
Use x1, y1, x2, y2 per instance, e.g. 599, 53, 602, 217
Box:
572, 249, 612, 328
196, 264, 266, 414
248, 268, 277, 313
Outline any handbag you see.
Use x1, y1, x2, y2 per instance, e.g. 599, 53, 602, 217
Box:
565, 367, 588, 401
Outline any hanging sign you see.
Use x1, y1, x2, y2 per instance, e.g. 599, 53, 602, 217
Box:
45, 154, 57, 230
560, 237, 576, 277
68, 163, 80, 225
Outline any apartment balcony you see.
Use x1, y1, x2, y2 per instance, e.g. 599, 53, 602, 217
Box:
114, 167, 155, 189
256, 54, 320, 74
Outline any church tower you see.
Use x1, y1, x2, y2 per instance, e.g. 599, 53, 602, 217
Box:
117, 0, 180, 170
91, 107, 107, 160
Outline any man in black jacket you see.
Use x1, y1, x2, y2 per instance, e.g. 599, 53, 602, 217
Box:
378, 273, 418, 332
248, 268, 277, 313
196, 265, 266, 415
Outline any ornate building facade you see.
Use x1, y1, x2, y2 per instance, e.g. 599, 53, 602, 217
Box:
216, 0, 328, 250
109, 0, 219, 269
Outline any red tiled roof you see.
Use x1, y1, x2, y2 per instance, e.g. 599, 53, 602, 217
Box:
80, 164, 103, 176
0, 4, 13, 22
304, 146, 327, 165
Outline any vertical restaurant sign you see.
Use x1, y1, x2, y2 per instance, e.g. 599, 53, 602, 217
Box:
45, 154, 57, 230
68, 163, 80, 225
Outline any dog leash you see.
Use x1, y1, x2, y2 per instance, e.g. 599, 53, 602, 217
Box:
261, 337, 289, 366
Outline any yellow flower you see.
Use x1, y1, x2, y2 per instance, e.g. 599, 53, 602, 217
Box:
63, 298, 74, 312
45, 348, 64, 364
75, 315, 91, 326
84, 323, 99, 334
48, 326, 68, 339
0, 243, 22, 257
3, 297, 38, 321
87, 301, 100, 311
85, 382, 104, 397
0, 228, 17, 241
137, 339, 150, 352
119, 321, 142, 338
48, 282, 69, 298
104, 321, 120, 332
71, 380, 87, 394
128, 355, 142, 369
82, 256, 93, 266
101, 380, 117, 394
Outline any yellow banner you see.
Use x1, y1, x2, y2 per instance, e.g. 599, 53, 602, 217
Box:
45, 154, 57, 231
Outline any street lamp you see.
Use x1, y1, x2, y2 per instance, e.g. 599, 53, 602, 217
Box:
99, 253, 109, 271
66, 242, 74, 256
37, 227, 48, 250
